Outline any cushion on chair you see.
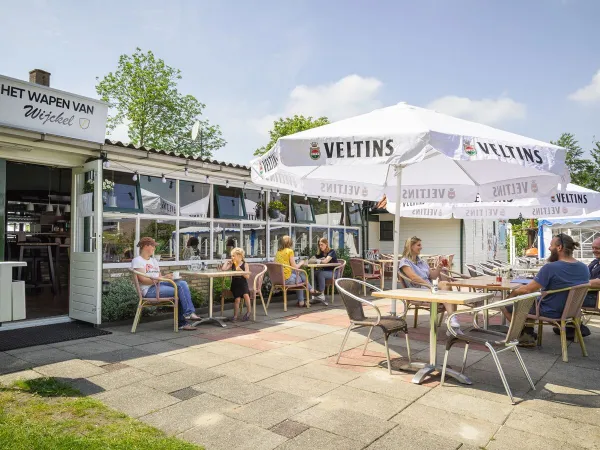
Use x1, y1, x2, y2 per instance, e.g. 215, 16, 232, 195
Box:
354, 316, 408, 334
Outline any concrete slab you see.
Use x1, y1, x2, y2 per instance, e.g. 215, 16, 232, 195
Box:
0, 352, 32, 375
58, 340, 130, 356
225, 391, 318, 428
292, 403, 397, 445
98, 332, 162, 347
134, 340, 187, 355
141, 392, 237, 435
11, 347, 77, 366
179, 414, 287, 450
193, 375, 273, 405
170, 386, 203, 401
142, 368, 222, 393
488, 426, 587, 450
126, 354, 192, 375
345, 370, 431, 402
166, 348, 237, 369
256, 372, 340, 398
201, 340, 264, 358
34, 359, 107, 379
80, 347, 153, 367
209, 359, 284, 383
288, 360, 363, 384
240, 351, 307, 371
391, 403, 500, 447
86, 367, 152, 391
365, 424, 464, 450
94, 383, 179, 418
318, 385, 410, 420
269, 420, 309, 439
0, 369, 41, 386
276, 427, 363, 450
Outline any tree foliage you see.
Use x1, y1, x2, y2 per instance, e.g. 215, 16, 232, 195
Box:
96, 48, 225, 159
551, 133, 594, 188
254, 115, 329, 156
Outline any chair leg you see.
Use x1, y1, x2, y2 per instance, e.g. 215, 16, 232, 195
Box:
174, 299, 179, 333
305, 286, 310, 308
283, 289, 288, 312
221, 295, 225, 316
486, 343, 514, 404
559, 320, 569, 363
461, 342, 469, 374
405, 333, 412, 364
440, 348, 450, 386
437, 308, 445, 328
267, 286, 274, 308
253, 294, 256, 322
363, 327, 373, 355
383, 333, 392, 375
336, 325, 352, 364
259, 291, 268, 317
362, 278, 366, 296
573, 318, 588, 357
513, 346, 536, 390
537, 321, 543, 347
331, 284, 335, 305
413, 306, 419, 328
131, 302, 143, 333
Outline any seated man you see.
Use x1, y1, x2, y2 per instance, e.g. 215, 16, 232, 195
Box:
504, 233, 589, 342
583, 237, 600, 309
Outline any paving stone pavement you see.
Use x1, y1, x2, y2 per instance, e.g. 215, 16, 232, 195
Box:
2, 298, 600, 449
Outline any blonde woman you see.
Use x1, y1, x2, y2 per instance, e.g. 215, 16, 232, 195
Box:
275, 235, 314, 307
398, 236, 461, 334
222, 247, 252, 321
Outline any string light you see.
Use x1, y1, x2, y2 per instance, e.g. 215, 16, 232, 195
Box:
192, 184, 195, 193
304, 194, 308, 200
225, 180, 229, 187
103, 159, 110, 169
184, 167, 189, 176
169, 180, 174, 189
132, 172, 138, 181
147, 176, 152, 182
161, 174, 167, 183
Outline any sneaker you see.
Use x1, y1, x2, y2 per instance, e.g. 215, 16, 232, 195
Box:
314, 293, 325, 302
184, 313, 201, 320
446, 325, 464, 337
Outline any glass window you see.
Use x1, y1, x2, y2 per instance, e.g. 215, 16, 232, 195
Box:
179, 220, 211, 260
329, 200, 344, 225
269, 225, 290, 258
140, 219, 176, 261
215, 186, 246, 219
102, 218, 136, 263
213, 222, 241, 258
139, 175, 177, 215
312, 227, 328, 252
243, 223, 266, 258
245, 189, 265, 221
102, 170, 142, 212
180, 181, 210, 218
330, 228, 344, 252
291, 195, 314, 224
312, 199, 328, 225
346, 203, 363, 226
292, 226, 310, 256
268, 193, 290, 222
380, 221, 393, 241
346, 229, 360, 256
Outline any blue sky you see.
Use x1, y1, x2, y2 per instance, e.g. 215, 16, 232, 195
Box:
2, 0, 599, 164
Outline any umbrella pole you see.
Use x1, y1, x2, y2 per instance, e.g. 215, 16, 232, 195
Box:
390, 165, 403, 316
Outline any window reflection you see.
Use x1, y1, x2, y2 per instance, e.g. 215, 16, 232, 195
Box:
180, 181, 210, 218
213, 222, 241, 259
292, 226, 310, 256
243, 223, 266, 258
329, 200, 344, 225
215, 186, 245, 219
180, 220, 210, 259
102, 170, 141, 212
269, 225, 290, 258
139, 176, 176, 215
103, 218, 136, 263
140, 219, 176, 261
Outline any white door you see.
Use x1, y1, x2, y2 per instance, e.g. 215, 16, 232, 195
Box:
70, 159, 103, 324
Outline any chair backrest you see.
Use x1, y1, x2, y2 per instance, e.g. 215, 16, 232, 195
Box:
248, 263, 267, 292
333, 260, 347, 278
476, 264, 496, 276
439, 268, 455, 283
335, 278, 369, 322
505, 293, 539, 343
265, 262, 285, 286
349, 258, 366, 277
465, 264, 483, 277
129, 268, 143, 299
398, 267, 430, 288
561, 283, 591, 320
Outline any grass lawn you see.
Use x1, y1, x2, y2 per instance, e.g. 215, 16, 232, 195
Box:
0, 377, 202, 450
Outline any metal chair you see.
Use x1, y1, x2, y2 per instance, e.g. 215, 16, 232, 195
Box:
324, 260, 346, 305
441, 292, 540, 404
349, 258, 382, 294
265, 262, 310, 311
465, 264, 486, 277
335, 278, 411, 374
397, 269, 445, 328
527, 283, 590, 362
129, 269, 179, 333
477, 263, 498, 276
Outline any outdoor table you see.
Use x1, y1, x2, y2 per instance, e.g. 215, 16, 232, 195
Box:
446, 276, 521, 329
511, 267, 540, 276
304, 262, 342, 305
181, 269, 250, 328
372, 288, 493, 385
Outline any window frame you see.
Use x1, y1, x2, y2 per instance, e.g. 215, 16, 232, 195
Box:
214, 185, 247, 220
103, 172, 144, 214
379, 220, 394, 242
291, 196, 316, 224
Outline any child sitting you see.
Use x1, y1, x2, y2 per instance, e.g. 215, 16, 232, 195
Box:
223, 247, 252, 322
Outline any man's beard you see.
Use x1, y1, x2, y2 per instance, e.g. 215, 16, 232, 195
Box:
548, 248, 560, 262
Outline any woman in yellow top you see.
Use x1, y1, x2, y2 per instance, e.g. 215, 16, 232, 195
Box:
275, 235, 314, 307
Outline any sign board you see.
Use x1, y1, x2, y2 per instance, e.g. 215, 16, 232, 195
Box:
0, 75, 108, 143
366, 248, 380, 260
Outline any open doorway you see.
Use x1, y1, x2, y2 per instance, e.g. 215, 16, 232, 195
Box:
4, 162, 72, 320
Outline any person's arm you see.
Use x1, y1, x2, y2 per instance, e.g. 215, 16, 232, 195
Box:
507, 279, 543, 298
288, 252, 303, 269
401, 265, 430, 286
221, 259, 233, 271
589, 278, 600, 289
320, 251, 334, 264
429, 263, 443, 280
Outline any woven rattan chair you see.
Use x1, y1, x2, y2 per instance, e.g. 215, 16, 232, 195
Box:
265, 262, 310, 311
527, 283, 590, 362
349, 258, 382, 294
324, 260, 346, 305
465, 264, 486, 277
335, 278, 411, 374
582, 288, 600, 317
129, 269, 179, 333
477, 263, 497, 276
441, 292, 540, 404
397, 269, 445, 328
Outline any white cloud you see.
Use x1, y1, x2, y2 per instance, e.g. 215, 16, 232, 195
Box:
426, 95, 526, 126
253, 74, 383, 136
568, 69, 600, 104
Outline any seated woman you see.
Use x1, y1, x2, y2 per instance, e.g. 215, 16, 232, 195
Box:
314, 237, 339, 302
182, 236, 201, 260
398, 236, 461, 334
132, 237, 200, 331
274, 235, 314, 307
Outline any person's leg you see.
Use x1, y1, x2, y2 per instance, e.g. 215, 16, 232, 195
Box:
233, 297, 240, 320
175, 280, 197, 318
439, 281, 461, 331
242, 293, 252, 320
299, 271, 313, 292
316, 270, 326, 293
147, 282, 186, 327
286, 273, 304, 304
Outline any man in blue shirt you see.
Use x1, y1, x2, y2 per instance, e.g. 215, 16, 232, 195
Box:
504, 233, 589, 342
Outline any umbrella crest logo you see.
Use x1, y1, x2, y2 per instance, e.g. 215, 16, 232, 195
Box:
258, 161, 264, 176
463, 138, 476, 157
550, 195, 556, 203
448, 188, 456, 199
361, 187, 369, 197
309, 142, 321, 160
500, 209, 505, 217
562, 207, 568, 214
531, 181, 538, 193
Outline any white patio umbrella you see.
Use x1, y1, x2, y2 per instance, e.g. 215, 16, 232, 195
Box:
250, 103, 569, 315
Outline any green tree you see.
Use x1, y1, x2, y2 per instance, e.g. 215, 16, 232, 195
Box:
96, 48, 226, 159
254, 115, 329, 156
586, 139, 600, 192
551, 133, 593, 188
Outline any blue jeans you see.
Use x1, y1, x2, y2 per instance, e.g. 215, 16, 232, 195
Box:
316, 270, 334, 292
145, 280, 195, 326
286, 272, 312, 302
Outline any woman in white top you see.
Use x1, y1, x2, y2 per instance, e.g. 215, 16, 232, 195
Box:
132, 237, 200, 330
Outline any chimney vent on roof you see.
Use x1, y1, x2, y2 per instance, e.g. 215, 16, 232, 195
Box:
29, 69, 51, 87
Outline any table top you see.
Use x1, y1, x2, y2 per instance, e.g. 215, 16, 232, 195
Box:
447, 276, 521, 291
511, 267, 540, 273
373, 288, 493, 305
17, 242, 59, 246
180, 270, 250, 278
304, 263, 341, 268
0, 261, 27, 267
